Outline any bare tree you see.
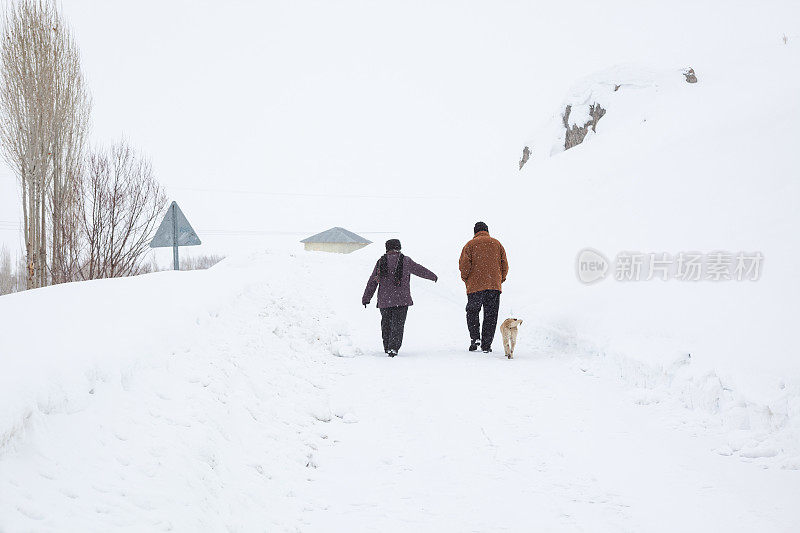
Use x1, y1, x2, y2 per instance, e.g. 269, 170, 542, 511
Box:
50, 156, 86, 282
79, 140, 167, 279
49, 13, 91, 284
0, 244, 12, 294
0, 0, 90, 289
14, 247, 26, 291
0, 245, 25, 294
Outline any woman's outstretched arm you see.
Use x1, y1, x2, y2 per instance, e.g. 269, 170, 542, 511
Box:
407, 257, 438, 282
362, 262, 380, 305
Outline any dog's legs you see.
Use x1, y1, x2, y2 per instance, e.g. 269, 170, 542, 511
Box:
502, 331, 512, 357
509, 328, 517, 358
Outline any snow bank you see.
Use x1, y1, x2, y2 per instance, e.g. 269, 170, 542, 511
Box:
510, 43, 800, 467
524, 319, 800, 469
0, 251, 360, 530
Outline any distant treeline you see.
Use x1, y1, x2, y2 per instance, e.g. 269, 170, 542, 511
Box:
0, 247, 225, 296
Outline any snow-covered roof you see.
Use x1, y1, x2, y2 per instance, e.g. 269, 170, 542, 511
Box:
300, 227, 372, 244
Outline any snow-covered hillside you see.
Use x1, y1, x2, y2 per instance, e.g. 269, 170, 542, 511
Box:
504, 43, 800, 464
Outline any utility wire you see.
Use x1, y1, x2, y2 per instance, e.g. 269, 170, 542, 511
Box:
169, 185, 461, 201
192, 229, 398, 237
0, 222, 396, 236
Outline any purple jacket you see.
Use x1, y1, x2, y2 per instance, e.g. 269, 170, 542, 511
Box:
362, 251, 437, 308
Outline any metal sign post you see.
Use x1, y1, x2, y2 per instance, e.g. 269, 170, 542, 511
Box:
171, 203, 178, 269
150, 201, 201, 270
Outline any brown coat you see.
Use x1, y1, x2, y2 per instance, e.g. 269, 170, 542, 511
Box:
459, 231, 509, 294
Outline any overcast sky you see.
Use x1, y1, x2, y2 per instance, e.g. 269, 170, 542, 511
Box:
0, 0, 792, 259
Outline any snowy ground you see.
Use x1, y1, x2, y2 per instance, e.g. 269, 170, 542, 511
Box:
3, 249, 797, 531
302, 349, 799, 532
1, 10, 799, 529
300, 254, 800, 532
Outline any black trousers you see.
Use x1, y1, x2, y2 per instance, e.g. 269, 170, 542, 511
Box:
466, 290, 501, 348
380, 306, 409, 352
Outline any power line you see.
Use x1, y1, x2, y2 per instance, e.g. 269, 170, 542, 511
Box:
197, 229, 398, 236
0, 223, 397, 237
169, 186, 460, 201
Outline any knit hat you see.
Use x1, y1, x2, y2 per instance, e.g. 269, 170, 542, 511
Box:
385, 238, 402, 251
474, 221, 488, 234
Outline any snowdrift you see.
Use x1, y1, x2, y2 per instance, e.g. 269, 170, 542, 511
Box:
506, 46, 800, 467
0, 252, 360, 530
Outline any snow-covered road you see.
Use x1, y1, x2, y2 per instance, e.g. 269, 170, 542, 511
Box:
299, 273, 800, 532
302, 351, 799, 531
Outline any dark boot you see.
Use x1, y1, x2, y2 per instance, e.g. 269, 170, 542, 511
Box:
469, 339, 481, 351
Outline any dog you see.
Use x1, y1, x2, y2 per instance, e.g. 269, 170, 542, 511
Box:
500, 318, 523, 359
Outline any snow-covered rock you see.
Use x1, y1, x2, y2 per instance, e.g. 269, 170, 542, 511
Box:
522, 64, 696, 158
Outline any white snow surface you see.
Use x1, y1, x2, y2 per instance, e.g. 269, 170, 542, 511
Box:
513, 47, 800, 453
1, 243, 799, 531
0, 252, 357, 530
2, 11, 800, 532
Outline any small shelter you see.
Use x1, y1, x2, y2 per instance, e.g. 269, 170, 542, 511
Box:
300, 227, 372, 254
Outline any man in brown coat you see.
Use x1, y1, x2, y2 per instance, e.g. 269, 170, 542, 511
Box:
459, 221, 509, 353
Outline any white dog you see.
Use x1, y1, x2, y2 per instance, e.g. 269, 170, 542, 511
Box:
500, 318, 523, 359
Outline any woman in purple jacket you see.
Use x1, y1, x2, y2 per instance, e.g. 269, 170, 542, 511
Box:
362, 239, 438, 357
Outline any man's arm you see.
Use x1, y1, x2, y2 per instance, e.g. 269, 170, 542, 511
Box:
500, 243, 509, 282
459, 243, 472, 282
362, 262, 379, 305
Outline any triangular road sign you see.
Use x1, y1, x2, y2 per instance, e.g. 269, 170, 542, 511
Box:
150, 201, 201, 248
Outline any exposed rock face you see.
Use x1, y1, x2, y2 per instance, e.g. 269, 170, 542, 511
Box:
519, 66, 697, 165
563, 103, 606, 151
518, 146, 531, 170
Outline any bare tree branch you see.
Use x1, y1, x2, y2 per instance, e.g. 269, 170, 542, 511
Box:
78, 140, 167, 279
